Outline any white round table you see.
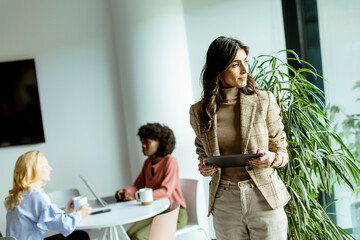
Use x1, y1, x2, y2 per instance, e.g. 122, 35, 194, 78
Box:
78, 198, 170, 240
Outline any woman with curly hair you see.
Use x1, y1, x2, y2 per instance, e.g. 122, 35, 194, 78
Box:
115, 123, 188, 240
4, 150, 91, 240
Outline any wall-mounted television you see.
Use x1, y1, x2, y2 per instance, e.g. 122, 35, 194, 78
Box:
0, 59, 45, 147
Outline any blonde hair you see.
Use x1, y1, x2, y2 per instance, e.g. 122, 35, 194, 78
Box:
4, 150, 45, 212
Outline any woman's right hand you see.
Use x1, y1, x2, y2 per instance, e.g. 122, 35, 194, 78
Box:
198, 160, 218, 176
76, 203, 92, 219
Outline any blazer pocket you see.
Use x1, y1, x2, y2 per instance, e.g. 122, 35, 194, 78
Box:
269, 170, 284, 201
209, 179, 220, 198
215, 187, 225, 199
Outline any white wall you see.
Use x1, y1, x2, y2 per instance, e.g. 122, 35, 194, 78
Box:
0, 0, 130, 233
109, 0, 209, 236
182, 0, 286, 101
109, 0, 198, 180
318, 0, 360, 231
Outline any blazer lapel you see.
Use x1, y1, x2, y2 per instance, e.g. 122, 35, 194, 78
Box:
240, 93, 257, 153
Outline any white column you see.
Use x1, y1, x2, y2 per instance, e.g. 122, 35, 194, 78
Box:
110, 0, 196, 179
109, 1, 209, 236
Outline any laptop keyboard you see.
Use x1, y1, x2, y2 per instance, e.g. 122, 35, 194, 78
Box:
102, 195, 118, 204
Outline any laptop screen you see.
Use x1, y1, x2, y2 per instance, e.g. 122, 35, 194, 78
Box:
80, 175, 107, 207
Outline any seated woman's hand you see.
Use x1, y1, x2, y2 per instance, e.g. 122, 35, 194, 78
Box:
65, 197, 75, 214
198, 160, 218, 176
115, 190, 124, 201
116, 189, 136, 201
123, 190, 135, 201
76, 203, 92, 219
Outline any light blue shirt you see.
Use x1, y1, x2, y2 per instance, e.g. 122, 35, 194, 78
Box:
6, 188, 82, 240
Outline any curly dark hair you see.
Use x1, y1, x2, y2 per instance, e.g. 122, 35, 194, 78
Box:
200, 36, 258, 131
137, 123, 176, 157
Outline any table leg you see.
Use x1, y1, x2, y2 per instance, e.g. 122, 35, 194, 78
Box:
101, 228, 108, 240
117, 225, 131, 240
111, 226, 120, 240
109, 227, 114, 239
95, 226, 129, 240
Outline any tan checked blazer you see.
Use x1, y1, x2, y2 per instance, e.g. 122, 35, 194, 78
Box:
190, 90, 290, 216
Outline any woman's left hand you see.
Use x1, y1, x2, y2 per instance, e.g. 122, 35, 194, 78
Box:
117, 190, 136, 201
246, 149, 277, 168
123, 190, 136, 201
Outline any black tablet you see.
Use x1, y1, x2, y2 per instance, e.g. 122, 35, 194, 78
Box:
204, 153, 264, 168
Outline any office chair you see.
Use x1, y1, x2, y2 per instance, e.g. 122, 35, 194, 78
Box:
176, 179, 210, 240
47, 188, 80, 207
148, 202, 180, 240
1, 228, 15, 239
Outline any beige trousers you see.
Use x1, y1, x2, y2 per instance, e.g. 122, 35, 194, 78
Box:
212, 179, 288, 240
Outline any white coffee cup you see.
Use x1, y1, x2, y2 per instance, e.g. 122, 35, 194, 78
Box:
135, 188, 153, 205
73, 196, 88, 211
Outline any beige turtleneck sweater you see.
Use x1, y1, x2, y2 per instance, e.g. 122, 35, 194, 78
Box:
217, 87, 250, 182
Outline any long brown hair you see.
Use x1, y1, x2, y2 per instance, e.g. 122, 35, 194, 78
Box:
200, 36, 257, 131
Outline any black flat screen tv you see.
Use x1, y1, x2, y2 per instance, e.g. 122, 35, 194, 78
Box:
0, 59, 45, 147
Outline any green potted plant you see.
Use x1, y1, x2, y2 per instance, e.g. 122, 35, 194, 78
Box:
250, 51, 360, 239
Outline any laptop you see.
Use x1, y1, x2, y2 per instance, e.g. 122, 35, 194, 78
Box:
80, 175, 118, 207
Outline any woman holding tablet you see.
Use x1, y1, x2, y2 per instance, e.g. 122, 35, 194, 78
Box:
189, 36, 290, 240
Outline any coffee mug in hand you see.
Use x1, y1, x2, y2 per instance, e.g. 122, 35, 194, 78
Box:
73, 196, 88, 211
135, 188, 153, 205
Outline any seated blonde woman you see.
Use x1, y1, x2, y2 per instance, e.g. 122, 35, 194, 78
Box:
4, 150, 92, 240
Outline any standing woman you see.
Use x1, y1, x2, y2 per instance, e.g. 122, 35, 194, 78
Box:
5, 150, 91, 240
189, 36, 290, 240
